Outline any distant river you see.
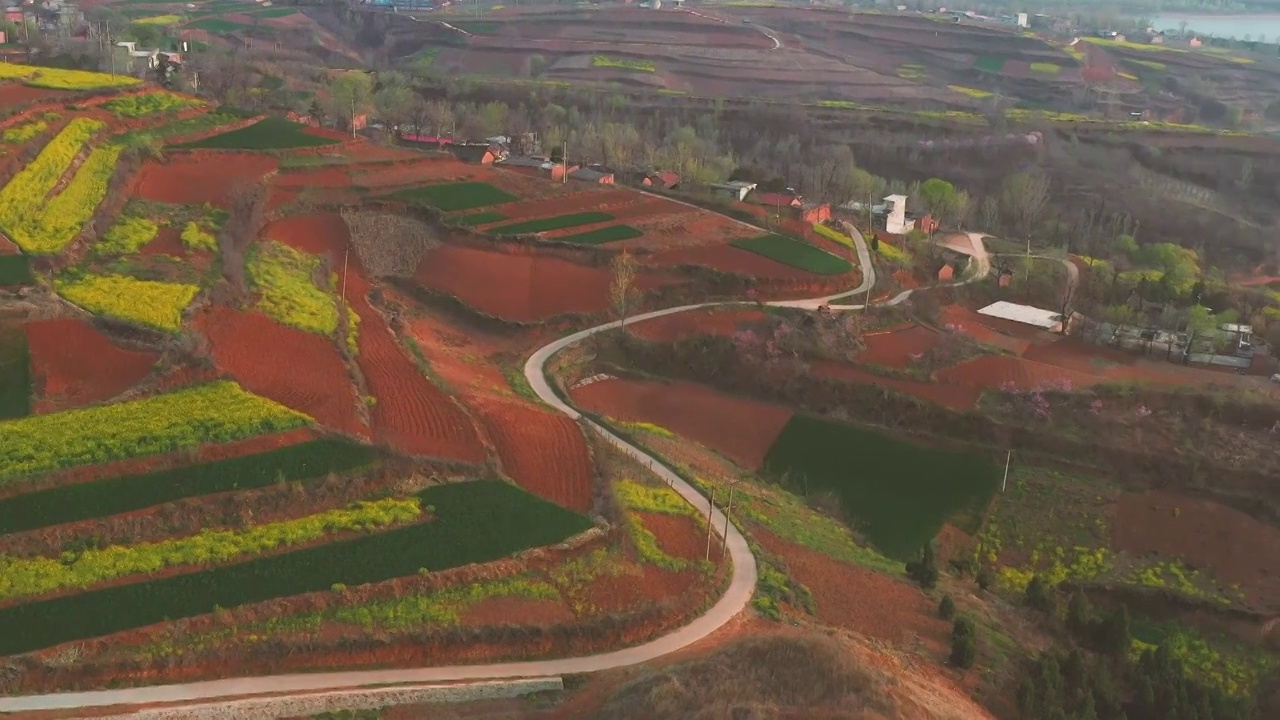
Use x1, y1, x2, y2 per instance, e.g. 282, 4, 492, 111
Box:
1149, 13, 1280, 39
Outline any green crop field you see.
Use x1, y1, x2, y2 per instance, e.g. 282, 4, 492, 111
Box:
730, 234, 853, 275
0, 255, 33, 287
763, 415, 997, 561
0, 381, 310, 484
974, 56, 1007, 74
0, 439, 378, 534
0, 480, 592, 655
0, 325, 30, 420
491, 212, 615, 235
185, 18, 252, 33
174, 117, 338, 150
556, 224, 644, 245
391, 181, 517, 212
246, 6, 298, 18
452, 210, 507, 226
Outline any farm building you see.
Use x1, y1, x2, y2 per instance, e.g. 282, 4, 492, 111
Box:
978, 301, 1070, 333
796, 201, 831, 224
708, 180, 757, 201
448, 142, 507, 164
640, 170, 680, 189
499, 155, 574, 182
746, 190, 802, 209
884, 194, 911, 234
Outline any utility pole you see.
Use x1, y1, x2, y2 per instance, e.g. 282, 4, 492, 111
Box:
1001, 450, 1012, 492
341, 248, 349, 304
562, 140, 567, 185
720, 480, 737, 562
107, 20, 115, 78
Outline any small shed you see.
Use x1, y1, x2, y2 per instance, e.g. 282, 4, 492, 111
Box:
641, 170, 680, 189
797, 201, 831, 224
570, 166, 615, 184
708, 180, 756, 202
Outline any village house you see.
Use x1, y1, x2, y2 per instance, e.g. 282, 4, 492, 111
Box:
447, 142, 508, 165
707, 180, 757, 201
640, 170, 680, 190
569, 166, 615, 184
498, 155, 575, 182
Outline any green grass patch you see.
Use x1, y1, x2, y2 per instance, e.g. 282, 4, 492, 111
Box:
97, 215, 159, 255
812, 222, 853, 248
762, 414, 997, 561
973, 56, 1007, 74
730, 234, 853, 275
128, 111, 246, 145
103, 92, 201, 118
896, 63, 926, 79
0, 254, 33, 287
616, 479, 702, 519
554, 224, 643, 245
452, 210, 507, 227
0, 381, 309, 485
451, 21, 500, 34
185, 18, 252, 33
592, 55, 656, 72
174, 117, 337, 151
247, 241, 342, 337
0, 439, 377, 535
0, 480, 591, 656
0, 325, 31, 420
490, 211, 614, 236
948, 84, 993, 99
0, 498, 421, 602
817, 99, 871, 109
181, 221, 218, 252
246, 7, 298, 18
1029, 62, 1061, 74
390, 181, 517, 212
324, 576, 559, 631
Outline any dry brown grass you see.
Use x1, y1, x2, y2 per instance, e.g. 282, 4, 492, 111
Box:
590, 634, 894, 720
339, 209, 440, 278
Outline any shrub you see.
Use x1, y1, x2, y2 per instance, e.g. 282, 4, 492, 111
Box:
951, 622, 978, 668
939, 594, 956, 619
56, 273, 198, 332
0, 498, 421, 601
2, 121, 47, 144
1025, 574, 1054, 611
97, 216, 159, 255
0, 381, 309, 484
181, 221, 218, 252
907, 542, 940, 588
976, 565, 995, 590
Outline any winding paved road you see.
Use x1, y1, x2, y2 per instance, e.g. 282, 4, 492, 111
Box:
0, 227, 991, 715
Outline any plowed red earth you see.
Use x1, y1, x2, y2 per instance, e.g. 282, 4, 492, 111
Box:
648, 244, 823, 280
415, 245, 667, 321
0, 236, 18, 254
194, 306, 368, 438
269, 212, 485, 462
639, 511, 707, 562
138, 227, 185, 257
469, 397, 594, 512
570, 377, 792, 468
460, 596, 577, 626
301, 126, 351, 141
134, 153, 278, 206
24, 318, 158, 413
0, 84, 66, 107
755, 529, 948, 651
936, 355, 1100, 392
859, 325, 940, 367
940, 305, 1032, 355
629, 308, 766, 342
1112, 491, 1280, 611
812, 360, 982, 411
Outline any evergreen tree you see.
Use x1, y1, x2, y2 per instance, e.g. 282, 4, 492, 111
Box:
906, 541, 939, 588
1026, 574, 1054, 611
938, 594, 956, 620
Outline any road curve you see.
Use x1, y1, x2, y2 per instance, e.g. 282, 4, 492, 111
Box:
0, 226, 978, 714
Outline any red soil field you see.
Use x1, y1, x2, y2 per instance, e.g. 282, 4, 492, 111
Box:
648, 243, 824, 280
625, 206, 762, 250
570, 377, 792, 468
138, 227, 185, 257
940, 305, 1032, 355
415, 245, 667, 321
755, 529, 948, 651
460, 596, 577, 626
859, 325, 940, 367
196, 427, 318, 462
24, 318, 158, 413
812, 360, 983, 411
629, 307, 766, 342
936, 355, 1100, 392
194, 306, 369, 439
0, 236, 17, 254
134, 153, 278, 206
269, 214, 487, 462
401, 312, 516, 394
353, 157, 480, 189
639, 511, 707, 563
0, 84, 66, 108
1112, 491, 1280, 611
482, 189, 644, 225
468, 397, 595, 512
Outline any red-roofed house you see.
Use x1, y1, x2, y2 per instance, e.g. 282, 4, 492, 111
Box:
641, 171, 680, 189
746, 190, 802, 209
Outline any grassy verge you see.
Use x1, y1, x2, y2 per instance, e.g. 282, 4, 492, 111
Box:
0, 381, 309, 484
490, 211, 614, 236
390, 181, 517, 212
0, 480, 590, 655
731, 234, 853, 275
0, 439, 378, 534
763, 414, 997, 561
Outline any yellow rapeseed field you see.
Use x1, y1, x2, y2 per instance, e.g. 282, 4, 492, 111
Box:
56, 273, 199, 332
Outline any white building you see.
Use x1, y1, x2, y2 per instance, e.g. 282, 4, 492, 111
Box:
883, 194, 910, 234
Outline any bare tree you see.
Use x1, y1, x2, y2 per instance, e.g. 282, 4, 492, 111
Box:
999, 172, 1051, 243
610, 250, 639, 331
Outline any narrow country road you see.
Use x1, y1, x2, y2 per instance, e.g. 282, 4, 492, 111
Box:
0, 225, 989, 715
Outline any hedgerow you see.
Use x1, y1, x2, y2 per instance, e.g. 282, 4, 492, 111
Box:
97, 216, 159, 255
56, 273, 198, 333
0, 118, 102, 253
0, 439, 378, 534
2, 121, 46, 144
0, 381, 310, 485
0, 480, 591, 655
0, 498, 421, 601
